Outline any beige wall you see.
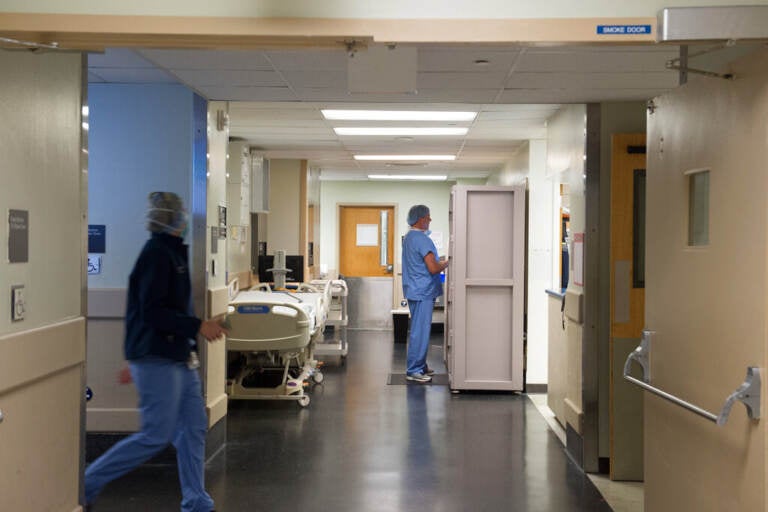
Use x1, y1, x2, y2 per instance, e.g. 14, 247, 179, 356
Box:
545, 104, 587, 435
0, 50, 85, 511
3, 0, 761, 18
267, 159, 303, 256
645, 48, 767, 511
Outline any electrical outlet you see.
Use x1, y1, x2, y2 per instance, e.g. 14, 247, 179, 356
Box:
11, 285, 25, 321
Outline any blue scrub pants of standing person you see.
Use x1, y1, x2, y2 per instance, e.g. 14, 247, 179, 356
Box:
85, 358, 214, 512
406, 299, 434, 375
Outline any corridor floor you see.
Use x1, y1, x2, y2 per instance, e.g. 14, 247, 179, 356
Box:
90, 330, 612, 512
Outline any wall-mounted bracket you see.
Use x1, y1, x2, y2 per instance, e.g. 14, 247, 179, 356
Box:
666, 42, 737, 81
623, 330, 652, 383
717, 367, 761, 426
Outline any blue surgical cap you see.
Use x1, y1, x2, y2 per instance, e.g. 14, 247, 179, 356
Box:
407, 204, 430, 226
146, 191, 186, 234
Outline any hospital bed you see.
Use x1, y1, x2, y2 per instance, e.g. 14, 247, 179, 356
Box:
310, 279, 349, 358
225, 281, 331, 407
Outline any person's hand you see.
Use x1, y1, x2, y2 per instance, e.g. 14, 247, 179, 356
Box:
199, 319, 228, 341
117, 366, 132, 385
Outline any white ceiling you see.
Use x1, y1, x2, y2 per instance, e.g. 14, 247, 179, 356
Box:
88, 44, 681, 180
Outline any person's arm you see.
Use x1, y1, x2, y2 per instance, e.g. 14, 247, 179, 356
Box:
423, 252, 449, 274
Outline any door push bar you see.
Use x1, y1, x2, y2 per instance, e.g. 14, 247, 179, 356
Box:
623, 331, 761, 426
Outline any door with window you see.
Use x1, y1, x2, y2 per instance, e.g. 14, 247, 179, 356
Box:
339, 206, 395, 277
339, 205, 396, 329
609, 133, 645, 481
643, 49, 767, 510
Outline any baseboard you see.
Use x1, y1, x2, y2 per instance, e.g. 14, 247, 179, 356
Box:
86, 418, 226, 466
566, 422, 584, 469
525, 383, 548, 393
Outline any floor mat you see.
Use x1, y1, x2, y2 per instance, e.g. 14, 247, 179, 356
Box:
387, 373, 449, 385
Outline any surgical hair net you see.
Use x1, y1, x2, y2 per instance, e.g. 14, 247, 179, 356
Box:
146, 191, 186, 234
407, 204, 430, 226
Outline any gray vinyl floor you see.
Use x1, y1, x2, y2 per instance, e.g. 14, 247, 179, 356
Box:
89, 330, 612, 512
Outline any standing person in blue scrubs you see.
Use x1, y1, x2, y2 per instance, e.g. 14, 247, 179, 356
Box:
84, 192, 227, 512
402, 205, 449, 383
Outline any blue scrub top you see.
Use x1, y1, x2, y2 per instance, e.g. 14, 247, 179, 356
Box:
402, 229, 443, 301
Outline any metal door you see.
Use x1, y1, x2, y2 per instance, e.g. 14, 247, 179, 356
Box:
643, 49, 767, 511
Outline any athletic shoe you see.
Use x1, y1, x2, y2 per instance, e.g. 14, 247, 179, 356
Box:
406, 372, 432, 383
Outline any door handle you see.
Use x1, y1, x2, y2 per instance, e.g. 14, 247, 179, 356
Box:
385, 264, 393, 273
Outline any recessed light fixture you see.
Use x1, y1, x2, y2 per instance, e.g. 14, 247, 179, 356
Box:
355, 155, 456, 161
334, 127, 468, 136
368, 174, 447, 181
322, 110, 477, 121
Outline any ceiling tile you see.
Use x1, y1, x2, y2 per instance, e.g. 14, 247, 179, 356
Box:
265, 49, 348, 71
197, 86, 297, 101
87, 68, 178, 84
171, 69, 285, 87
139, 49, 274, 70
88, 48, 156, 68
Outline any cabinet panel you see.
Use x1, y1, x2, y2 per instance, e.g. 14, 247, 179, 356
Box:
465, 286, 515, 380
446, 185, 525, 391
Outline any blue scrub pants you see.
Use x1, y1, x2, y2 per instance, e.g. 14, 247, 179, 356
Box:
406, 299, 434, 376
85, 358, 214, 512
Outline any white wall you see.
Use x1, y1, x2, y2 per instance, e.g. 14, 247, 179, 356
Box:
487, 141, 551, 385
206, 101, 229, 289
226, 141, 252, 278
547, 104, 588, 291
319, 180, 455, 273
88, 83, 195, 288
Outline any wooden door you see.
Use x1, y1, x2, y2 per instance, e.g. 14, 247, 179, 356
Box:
609, 133, 646, 481
339, 206, 395, 277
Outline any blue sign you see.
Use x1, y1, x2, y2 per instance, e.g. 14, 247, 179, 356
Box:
597, 25, 652, 35
88, 224, 106, 253
237, 305, 270, 314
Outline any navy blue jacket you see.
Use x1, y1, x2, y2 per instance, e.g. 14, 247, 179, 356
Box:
124, 233, 201, 362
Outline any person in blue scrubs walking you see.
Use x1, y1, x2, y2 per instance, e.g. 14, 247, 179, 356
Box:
402, 205, 449, 383
84, 192, 227, 512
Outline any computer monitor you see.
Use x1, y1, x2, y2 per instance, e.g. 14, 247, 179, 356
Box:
257, 255, 304, 284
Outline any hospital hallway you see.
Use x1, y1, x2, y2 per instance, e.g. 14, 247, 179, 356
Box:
88, 330, 613, 512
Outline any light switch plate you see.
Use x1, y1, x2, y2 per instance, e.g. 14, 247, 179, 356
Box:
11, 285, 25, 321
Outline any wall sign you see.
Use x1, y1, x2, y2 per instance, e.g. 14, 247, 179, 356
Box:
596, 24, 652, 35
8, 209, 29, 263
88, 224, 106, 253
88, 255, 102, 275
356, 224, 378, 246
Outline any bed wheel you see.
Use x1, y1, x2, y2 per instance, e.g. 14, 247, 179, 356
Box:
312, 371, 324, 384
298, 395, 311, 407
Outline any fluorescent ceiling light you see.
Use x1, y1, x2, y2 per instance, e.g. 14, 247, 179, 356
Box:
322, 110, 477, 121
355, 155, 456, 161
334, 127, 468, 136
368, 174, 447, 181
